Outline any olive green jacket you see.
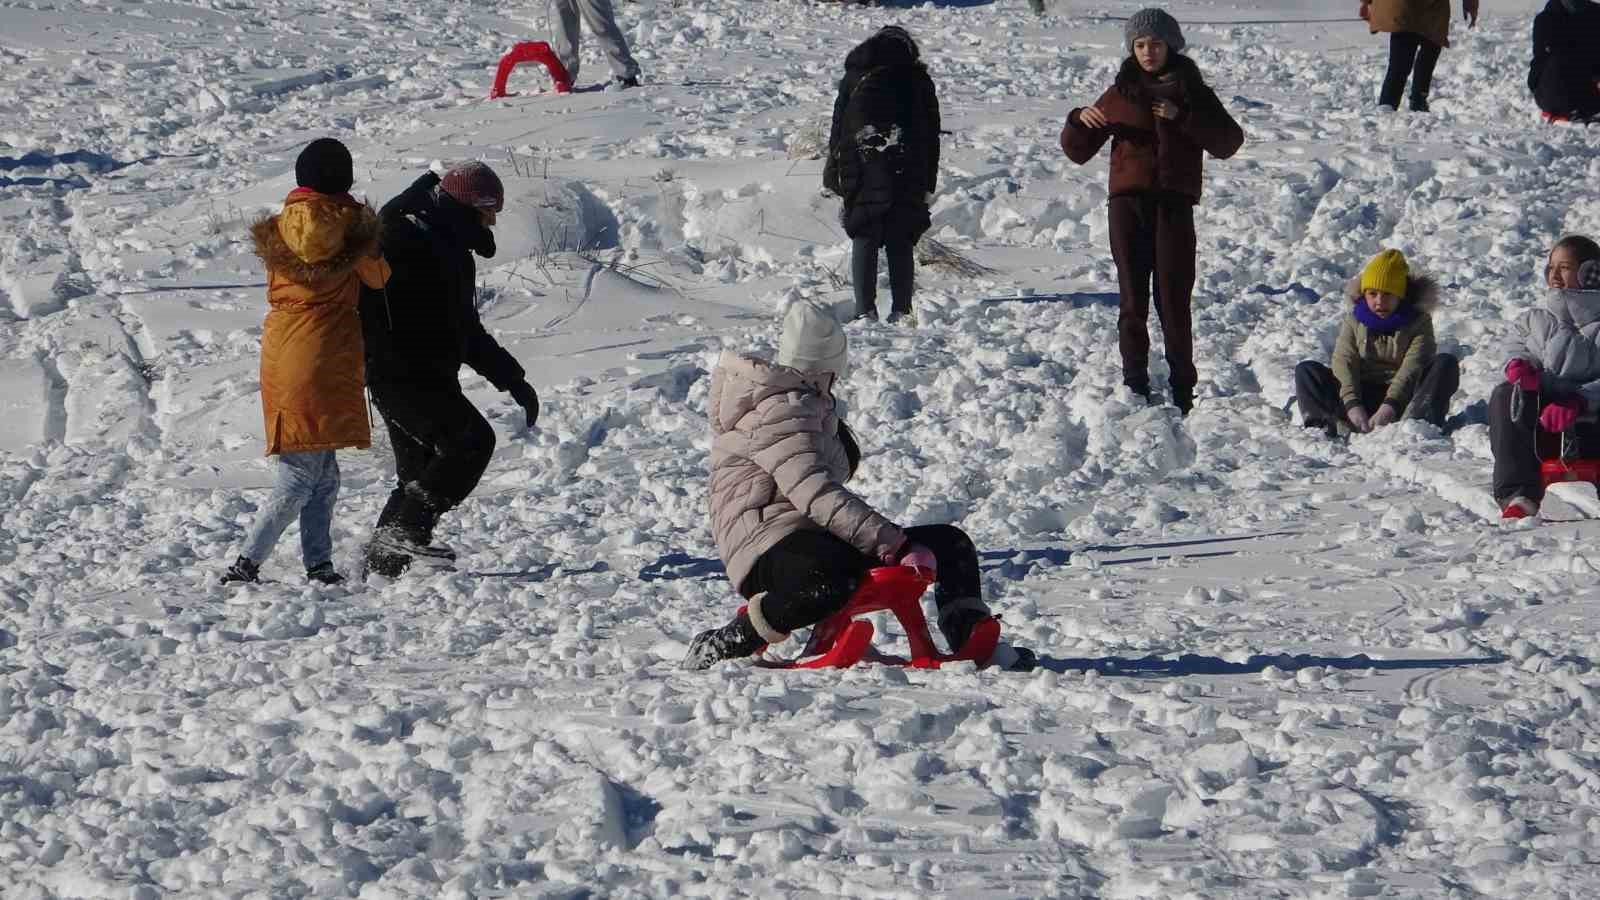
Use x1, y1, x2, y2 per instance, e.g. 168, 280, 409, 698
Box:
1331, 274, 1441, 411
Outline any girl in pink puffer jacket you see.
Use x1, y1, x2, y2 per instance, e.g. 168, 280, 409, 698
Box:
684, 300, 995, 669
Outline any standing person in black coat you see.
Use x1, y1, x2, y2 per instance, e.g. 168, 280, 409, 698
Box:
822, 25, 940, 325
359, 162, 540, 577
1530, 0, 1600, 122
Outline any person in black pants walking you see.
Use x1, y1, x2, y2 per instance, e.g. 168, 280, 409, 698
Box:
1360, 0, 1479, 112
823, 26, 940, 325
359, 162, 540, 576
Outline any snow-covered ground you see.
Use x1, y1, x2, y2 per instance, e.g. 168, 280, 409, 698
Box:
4, 0, 1599, 896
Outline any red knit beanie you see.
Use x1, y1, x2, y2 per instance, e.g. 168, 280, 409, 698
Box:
440, 161, 505, 213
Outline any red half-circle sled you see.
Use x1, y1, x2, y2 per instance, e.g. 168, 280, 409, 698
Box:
490, 41, 572, 98
749, 566, 1001, 670
1541, 458, 1600, 486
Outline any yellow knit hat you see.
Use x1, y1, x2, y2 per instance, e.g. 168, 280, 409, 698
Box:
1360, 249, 1409, 298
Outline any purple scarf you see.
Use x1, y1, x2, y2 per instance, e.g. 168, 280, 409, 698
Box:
1353, 298, 1417, 333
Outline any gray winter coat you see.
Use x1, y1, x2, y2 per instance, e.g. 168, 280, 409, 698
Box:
708, 351, 906, 594
1506, 285, 1600, 412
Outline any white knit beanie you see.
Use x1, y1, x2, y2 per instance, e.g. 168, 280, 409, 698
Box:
777, 299, 848, 381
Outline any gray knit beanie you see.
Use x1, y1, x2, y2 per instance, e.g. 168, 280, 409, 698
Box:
1125, 8, 1185, 54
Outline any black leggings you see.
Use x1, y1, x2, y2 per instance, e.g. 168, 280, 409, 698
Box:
1380, 32, 1442, 109
851, 235, 915, 318
370, 383, 497, 537
741, 524, 981, 634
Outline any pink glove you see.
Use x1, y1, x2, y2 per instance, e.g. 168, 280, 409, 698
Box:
1505, 359, 1540, 391
895, 543, 938, 574
1540, 397, 1583, 433
1369, 403, 1398, 429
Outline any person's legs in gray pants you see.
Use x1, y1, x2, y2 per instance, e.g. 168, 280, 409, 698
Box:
550, 0, 641, 85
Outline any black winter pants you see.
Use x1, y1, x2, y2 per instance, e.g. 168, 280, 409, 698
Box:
1489, 382, 1600, 504
1535, 53, 1600, 120
741, 524, 982, 634
1295, 354, 1459, 430
1380, 32, 1442, 110
370, 382, 497, 538
1108, 193, 1196, 394
852, 235, 915, 318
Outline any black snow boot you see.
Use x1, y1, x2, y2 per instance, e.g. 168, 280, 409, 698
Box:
937, 597, 992, 652
1172, 384, 1195, 417
1125, 378, 1152, 405
221, 556, 260, 585
305, 562, 345, 585
362, 544, 412, 579
370, 526, 456, 567
682, 611, 766, 670
369, 493, 455, 571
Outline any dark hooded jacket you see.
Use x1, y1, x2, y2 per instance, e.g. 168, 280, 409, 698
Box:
822, 29, 941, 242
1061, 55, 1243, 203
1529, 0, 1600, 116
359, 172, 525, 392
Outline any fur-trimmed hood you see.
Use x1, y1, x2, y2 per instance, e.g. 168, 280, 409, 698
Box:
1342, 272, 1442, 314
250, 190, 380, 286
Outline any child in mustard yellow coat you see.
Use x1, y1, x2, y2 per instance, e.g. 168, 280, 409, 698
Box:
223, 138, 390, 585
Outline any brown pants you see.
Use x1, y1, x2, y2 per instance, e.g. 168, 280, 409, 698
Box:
1108, 193, 1197, 394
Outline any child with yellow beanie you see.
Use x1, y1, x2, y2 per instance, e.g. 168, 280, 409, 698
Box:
1293, 249, 1459, 437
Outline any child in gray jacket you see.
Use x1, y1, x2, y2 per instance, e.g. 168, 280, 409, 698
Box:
1492, 235, 1600, 518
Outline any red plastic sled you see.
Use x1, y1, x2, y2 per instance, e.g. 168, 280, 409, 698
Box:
1540, 458, 1600, 486
489, 41, 572, 98
1542, 111, 1570, 124
753, 566, 1001, 670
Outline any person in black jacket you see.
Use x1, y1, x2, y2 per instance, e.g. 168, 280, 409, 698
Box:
1530, 0, 1600, 122
822, 26, 940, 325
359, 162, 539, 577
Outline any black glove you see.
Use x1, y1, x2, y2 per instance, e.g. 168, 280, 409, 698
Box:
509, 381, 539, 429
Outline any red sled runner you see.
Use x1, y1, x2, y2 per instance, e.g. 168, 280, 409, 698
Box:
749, 566, 1002, 670
490, 41, 572, 98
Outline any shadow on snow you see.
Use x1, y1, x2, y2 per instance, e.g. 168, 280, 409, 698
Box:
1030, 650, 1509, 677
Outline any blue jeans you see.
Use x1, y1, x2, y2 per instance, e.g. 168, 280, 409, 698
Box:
240, 450, 340, 568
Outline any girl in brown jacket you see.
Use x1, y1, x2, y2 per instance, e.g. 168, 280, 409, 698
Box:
1061, 8, 1243, 414
222, 139, 390, 585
